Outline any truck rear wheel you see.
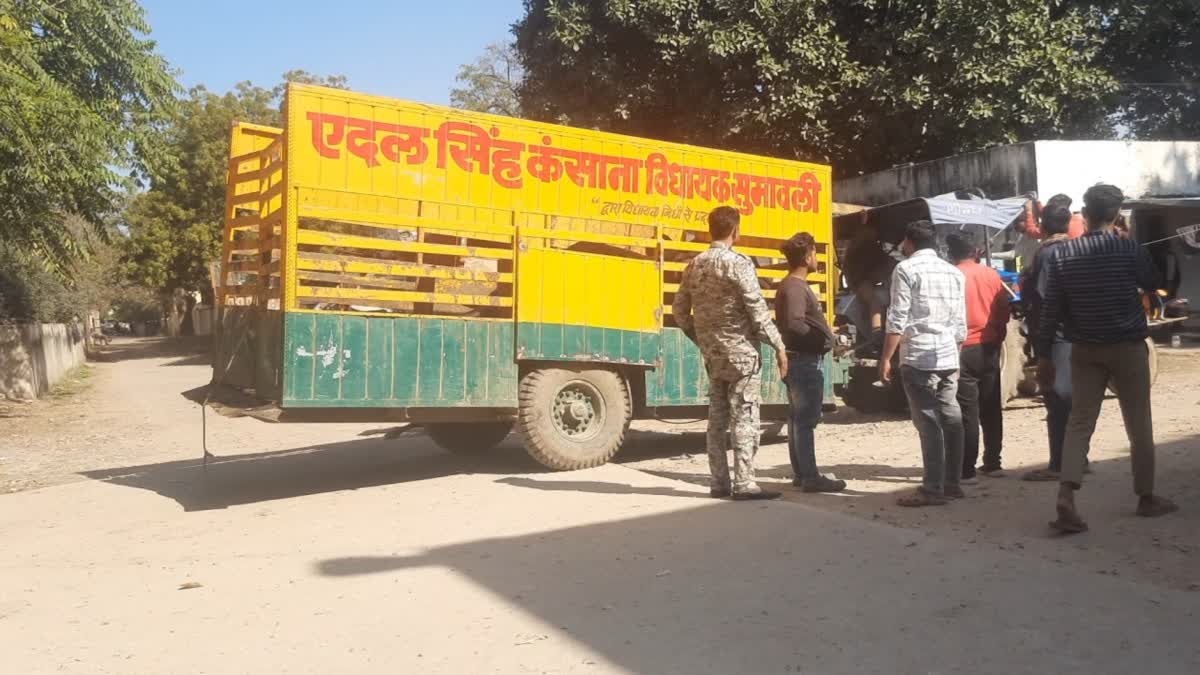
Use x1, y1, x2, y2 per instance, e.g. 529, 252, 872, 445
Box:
426, 422, 513, 454
518, 367, 630, 470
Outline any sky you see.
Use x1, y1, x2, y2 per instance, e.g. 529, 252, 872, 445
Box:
141, 0, 524, 105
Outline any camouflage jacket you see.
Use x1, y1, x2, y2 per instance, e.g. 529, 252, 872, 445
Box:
672, 242, 785, 380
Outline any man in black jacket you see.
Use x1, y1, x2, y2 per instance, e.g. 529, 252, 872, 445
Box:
777, 233, 846, 493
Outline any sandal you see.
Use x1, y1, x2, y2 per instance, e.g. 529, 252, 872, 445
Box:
896, 488, 947, 507
1049, 504, 1088, 534
1022, 468, 1060, 482
1136, 496, 1179, 518
944, 486, 965, 500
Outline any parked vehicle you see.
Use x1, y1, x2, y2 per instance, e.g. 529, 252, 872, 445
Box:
212, 84, 838, 470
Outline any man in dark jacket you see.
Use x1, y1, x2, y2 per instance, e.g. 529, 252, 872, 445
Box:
1038, 184, 1176, 532
1021, 205, 1075, 482
777, 232, 845, 493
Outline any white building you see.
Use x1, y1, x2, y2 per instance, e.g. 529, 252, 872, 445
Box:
834, 140, 1200, 207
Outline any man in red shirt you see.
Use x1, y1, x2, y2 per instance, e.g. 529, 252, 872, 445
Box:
947, 233, 1010, 481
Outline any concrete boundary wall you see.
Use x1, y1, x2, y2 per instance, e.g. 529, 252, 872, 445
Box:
0, 322, 86, 400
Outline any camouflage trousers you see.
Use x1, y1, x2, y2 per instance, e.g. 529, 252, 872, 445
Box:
706, 368, 762, 492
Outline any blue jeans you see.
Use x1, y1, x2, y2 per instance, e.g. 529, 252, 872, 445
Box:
1044, 342, 1075, 472
784, 353, 824, 481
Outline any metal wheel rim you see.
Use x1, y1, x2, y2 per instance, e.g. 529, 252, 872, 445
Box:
549, 379, 605, 442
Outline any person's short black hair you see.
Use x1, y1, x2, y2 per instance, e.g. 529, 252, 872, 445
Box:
780, 232, 817, 269
1046, 193, 1072, 210
708, 206, 740, 240
1042, 204, 1072, 236
1083, 184, 1124, 226
945, 232, 976, 262
905, 220, 937, 251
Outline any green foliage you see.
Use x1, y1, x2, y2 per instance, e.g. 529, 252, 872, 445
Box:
0, 216, 127, 322
450, 42, 524, 117
123, 72, 347, 302
515, 1, 1118, 175
0, 0, 177, 271
109, 285, 160, 323
1079, 1, 1200, 139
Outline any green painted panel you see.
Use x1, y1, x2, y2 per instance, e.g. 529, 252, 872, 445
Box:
681, 333, 705, 402
283, 312, 315, 401
366, 317, 393, 400
517, 322, 659, 366
416, 320, 443, 404
283, 313, 517, 408
392, 319, 419, 402
516, 322, 538, 357
660, 330, 683, 403
563, 323, 586, 359
340, 316, 368, 400
492, 319, 518, 398
313, 314, 342, 400
646, 327, 795, 408
541, 322, 564, 360
440, 320, 466, 403
463, 320, 489, 402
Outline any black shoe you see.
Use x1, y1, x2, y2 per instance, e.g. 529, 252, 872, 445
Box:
710, 488, 732, 499
732, 489, 782, 501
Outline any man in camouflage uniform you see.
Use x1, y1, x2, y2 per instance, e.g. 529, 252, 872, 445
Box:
673, 206, 789, 500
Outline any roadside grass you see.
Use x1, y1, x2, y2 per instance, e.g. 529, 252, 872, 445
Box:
48, 364, 95, 400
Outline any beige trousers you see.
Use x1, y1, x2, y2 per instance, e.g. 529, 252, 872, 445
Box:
1061, 340, 1155, 496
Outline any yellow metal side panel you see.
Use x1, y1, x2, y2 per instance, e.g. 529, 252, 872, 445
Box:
516, 246, 658, 334
284, 83, 831, 246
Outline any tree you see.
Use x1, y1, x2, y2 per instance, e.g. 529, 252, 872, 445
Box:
1077, 1, 1200, 139
122, 72, 347, 333
450, 42, 523, 117
0, 0, 176, 271
514, 1, 1116, 176
0, 216, 126, 323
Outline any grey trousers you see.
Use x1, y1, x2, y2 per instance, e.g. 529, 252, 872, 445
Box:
900, 366, 965, 496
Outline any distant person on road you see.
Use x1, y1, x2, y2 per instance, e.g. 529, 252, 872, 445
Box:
946, 232, 1009, 481
1037, 184, 1175, 533
1020, 205, 1078, 482
880, 221, 967, 507
777, 232, 846, 494
673, 206, 788, 501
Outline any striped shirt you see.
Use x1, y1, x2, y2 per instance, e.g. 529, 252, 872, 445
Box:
886, 249, 967, 370
1036, 231, 1161, 357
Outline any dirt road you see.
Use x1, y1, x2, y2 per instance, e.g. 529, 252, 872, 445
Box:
2, 337, 1199, 673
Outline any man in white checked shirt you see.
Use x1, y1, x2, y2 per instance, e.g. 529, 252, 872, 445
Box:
879, 221, 968, 507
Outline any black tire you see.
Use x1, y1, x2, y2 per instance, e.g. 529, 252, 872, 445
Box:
518, 367, 630, 470
840, 368, 907, 414
1108, 336, 1158, 395
426, 422, 513, 454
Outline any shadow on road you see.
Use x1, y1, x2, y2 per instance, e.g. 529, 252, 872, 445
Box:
80, 435, 546, 511
312, 496, 1200, 674
498, 476, 710, 499
91, 336, 212, 364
